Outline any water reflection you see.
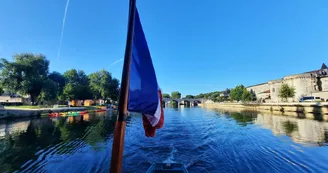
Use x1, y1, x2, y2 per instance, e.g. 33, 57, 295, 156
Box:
0, 112, 116, 173
1, 108, 328, 173
215, 109, 328, 146
229, 112, 257, 126
255, 113, 328, 146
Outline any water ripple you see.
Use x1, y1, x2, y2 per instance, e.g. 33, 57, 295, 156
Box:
1, 108, 328, 172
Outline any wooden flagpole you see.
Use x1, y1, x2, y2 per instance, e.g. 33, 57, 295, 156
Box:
110, 0, 136, 172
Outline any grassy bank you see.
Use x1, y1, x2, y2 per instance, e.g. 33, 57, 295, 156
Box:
5, 105, 43, 109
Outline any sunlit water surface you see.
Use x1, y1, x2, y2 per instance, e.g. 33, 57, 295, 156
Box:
1, 108, 328, 173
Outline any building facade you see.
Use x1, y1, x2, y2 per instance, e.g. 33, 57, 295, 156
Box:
246, 83, 270, 101
248, 63, 328, 102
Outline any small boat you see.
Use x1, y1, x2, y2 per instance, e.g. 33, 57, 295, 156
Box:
146, 163, 189, 173
60, 112, 68, 116
79, 111, 88, 115
95, 109, 106, 112
49, 112, 60, 117
67, 112, 80, 116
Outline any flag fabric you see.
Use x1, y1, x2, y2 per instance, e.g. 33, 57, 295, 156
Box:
127, 8, 164, 137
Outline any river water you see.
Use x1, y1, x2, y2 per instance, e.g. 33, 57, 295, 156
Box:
1, 107, 328, 173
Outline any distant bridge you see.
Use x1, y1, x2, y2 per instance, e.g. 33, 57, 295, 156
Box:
162, 98, 205, 106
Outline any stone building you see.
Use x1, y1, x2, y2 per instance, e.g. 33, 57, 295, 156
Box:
246, 83, 270, 101
247, 63, 328, 102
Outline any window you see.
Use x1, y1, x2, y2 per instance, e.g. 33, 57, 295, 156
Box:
272, 88, 275, 92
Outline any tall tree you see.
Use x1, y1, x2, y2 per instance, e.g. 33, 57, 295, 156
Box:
241, 89, 252, 102
211, 93, 220, 102
0, 53, 49, 104
185, 95, 195, 99
171, 91, 181, 99
62, 69, 91, 100
162, 93, 170, 98
109, 78, 120, 101
48, 71, 66, 99
194, 93, 204, 99
38, 79, 58, 104
88, 70, 119, 102
278, 83, 295, 102
230, 85, 245, 101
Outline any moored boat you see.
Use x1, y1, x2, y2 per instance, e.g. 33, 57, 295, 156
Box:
79, 111, 88, 115
48, 112, 60, 117
95, 109, 106, 112
67, 112, 80, 116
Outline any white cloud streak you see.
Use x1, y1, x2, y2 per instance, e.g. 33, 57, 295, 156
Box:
57, 0, 70, 60
109, 58, 123, 66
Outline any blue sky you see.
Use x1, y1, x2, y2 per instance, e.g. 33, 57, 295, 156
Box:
0, 0, 328, 96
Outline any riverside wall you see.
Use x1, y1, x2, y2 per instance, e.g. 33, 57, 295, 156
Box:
199, 102, 328, 121
0, 107, 88, 119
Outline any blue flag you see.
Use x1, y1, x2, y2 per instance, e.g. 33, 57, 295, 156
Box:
128, 8, 164, 137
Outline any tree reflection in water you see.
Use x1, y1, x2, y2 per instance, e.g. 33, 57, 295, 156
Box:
229, 111, 258, 126
282, 120, 298, 136
0, 112, 117, 172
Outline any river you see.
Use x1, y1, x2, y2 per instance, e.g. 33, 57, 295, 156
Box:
1, 107, 328, 173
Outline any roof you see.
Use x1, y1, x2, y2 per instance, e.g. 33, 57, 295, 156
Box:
322, 63, 327, 69
268, 79, 283, 83
246, 82, 268, 88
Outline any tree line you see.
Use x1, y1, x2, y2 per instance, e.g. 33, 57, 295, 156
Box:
0, 53, 120, 105
162, 91, 182, 99
187, 83, 295, 102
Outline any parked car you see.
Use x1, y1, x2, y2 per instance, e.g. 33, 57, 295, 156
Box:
299, 96, 321, 102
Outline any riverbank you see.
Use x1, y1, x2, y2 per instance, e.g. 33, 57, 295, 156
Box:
200, 102, 328, 121
0, 107, 90, 119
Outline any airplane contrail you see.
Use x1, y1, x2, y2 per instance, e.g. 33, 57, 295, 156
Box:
109, 58, 124, 66
57, 0, 70, 60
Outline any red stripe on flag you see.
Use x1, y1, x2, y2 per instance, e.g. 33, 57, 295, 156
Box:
142, 90, 164, 137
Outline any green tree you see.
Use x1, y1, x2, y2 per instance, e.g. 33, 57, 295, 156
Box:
278, 83, 295, 102
249, 89, 257, 101
62, 69, 91, 100
185, 95, 194, 99
88, 70, 119, 102
48, 71, 66, 99
241, 89, 252, 102
0, 53, 49, 104
162, 93, 170, 98
194, 93, 204, 99
230, 85, 245, 101
108, 78, 120, 101
38, 79, 58, 104
0, 86, 4, 95
171, 91, 181, 99
210, 92, 220, 102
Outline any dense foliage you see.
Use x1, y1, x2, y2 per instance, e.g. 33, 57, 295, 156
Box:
230, 85, 245, 101
0, 53, 120, 105
230, 85, 255, 102
0, 53, 49, 104
278, 83, 295, 101
162, 93, 170, 98
171, 91, 181, 99
184, 95, 195, 99
193, 86, 255, 102
88, 70, 119, 102
194, 89, 230, 102
62, 69, 92, 101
